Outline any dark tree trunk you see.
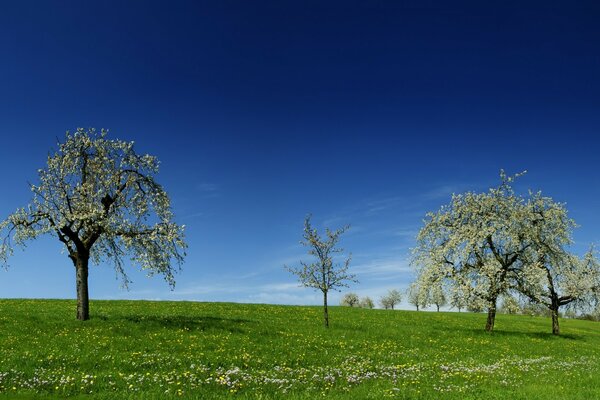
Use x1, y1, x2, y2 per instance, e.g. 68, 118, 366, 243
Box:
550, 296, 561, 335
323, 291, 329, 328
436, 304, 440, 312
551, 308, 560, 335
485, 300, 497, 332
416, 305, 419, 311
75, 255, 90, 321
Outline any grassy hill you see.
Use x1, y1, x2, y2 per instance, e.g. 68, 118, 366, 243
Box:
0, 300, 598, 399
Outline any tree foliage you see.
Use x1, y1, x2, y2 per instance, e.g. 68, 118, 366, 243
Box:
285, 214, 356, 327
406, 281, 429, 311
413, 171, 530, 331
359, 296, 375, 309
413, 170, 600, 334
380, 289, 402, 310
0, 129, 187, 320
340, 292, 360, 307
499, 294, 521, 314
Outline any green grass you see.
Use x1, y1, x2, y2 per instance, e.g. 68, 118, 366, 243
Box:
0, 299, 599, 399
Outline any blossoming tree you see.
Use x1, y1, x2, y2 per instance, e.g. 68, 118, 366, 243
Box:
285, 215, 356, 327
413, 172, 531, 331
516, 192, 600, 334
413, 171, 599, 334
0, 128, 187, 320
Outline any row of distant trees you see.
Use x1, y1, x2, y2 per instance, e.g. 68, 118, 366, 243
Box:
340, 288, 600, 320
340, 289, 403, 310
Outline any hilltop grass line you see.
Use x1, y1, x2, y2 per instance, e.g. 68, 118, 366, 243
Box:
0, 299, 598, 399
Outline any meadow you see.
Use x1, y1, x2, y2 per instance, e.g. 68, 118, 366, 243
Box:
0, 299, 598, 399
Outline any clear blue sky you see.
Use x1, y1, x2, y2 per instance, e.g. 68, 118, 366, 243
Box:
0, 1, 598, 308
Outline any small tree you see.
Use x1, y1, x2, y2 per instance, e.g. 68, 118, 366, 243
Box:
499, 294, 521, 314
449, 285, 468, 312
359, 296, 374, 309
406, 281, 429, 311
285, 215, 356, 327
0, 129, 187, 320
430, 281, 447, 312
380, 289, 402, 310
340, 292, 360, 307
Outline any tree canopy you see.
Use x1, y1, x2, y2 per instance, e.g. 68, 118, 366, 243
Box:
412, 171, 599, 334
285, 214, 356, 327
0, 128, 187, 320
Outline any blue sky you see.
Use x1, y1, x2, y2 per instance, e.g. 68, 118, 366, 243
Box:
0, 1, 598, 309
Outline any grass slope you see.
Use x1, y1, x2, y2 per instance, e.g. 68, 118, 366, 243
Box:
0, 299, 598, 399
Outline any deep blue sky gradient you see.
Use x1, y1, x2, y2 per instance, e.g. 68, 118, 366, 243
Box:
0, 1, 599, 307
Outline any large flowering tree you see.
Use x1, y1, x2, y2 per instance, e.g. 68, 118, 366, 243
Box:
413, 172, 531, 332
413, 171, 599, 334
516, 192, 600, 334
0, 128, 187, 320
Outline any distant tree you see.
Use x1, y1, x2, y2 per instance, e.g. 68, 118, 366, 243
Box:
406, 281, 429, 311
0, 129, 187, 320
521, 299, 551, 317
285, 215, 356, 327
359, 296, 374, 309
499, 294, 521, 315
449, 284, 468, 312
430, 281, 447, 312
340, 292, 360, 307
467, 297, 487, 313
380, 289, 402, 310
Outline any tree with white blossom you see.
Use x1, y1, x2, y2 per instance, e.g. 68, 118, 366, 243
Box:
359, 296, 374, 309
429, 280, 447, 312
515, 191, 600, 334
0, 128, 187, 320
413, 171, 533, 332
285, 215, 356, 327
413, 170, 600, 334
449, 283, 468, 312
380, 289, 402, 310
340, 292, 360, 307
406, 281, 429, 311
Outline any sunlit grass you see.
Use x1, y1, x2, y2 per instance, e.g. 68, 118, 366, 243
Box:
0, 299, 598, 399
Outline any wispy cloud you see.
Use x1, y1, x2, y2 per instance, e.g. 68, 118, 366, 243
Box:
197, 183, 218, 192
351, 255, 412, 277
419, 184, 469, 202
195, 182, 221, 199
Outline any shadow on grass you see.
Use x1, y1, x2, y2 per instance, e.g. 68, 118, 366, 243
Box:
466, 328, 584, 341
94, 314, 254, 333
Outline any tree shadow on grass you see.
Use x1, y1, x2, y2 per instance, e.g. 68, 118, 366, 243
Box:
102, 314, 255, 333
465, 328, 584, 341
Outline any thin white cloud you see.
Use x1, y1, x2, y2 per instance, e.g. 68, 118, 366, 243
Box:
351, 256, 412, 276
197, 183, 218, 192
195, 182, 221, 199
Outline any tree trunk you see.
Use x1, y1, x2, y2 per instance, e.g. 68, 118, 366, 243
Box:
485, 301, 497, 332
323, 291, 329, 328
551, 306, 560, 335
75, 255, 90, 321
436, 304, 440, 312
416, 305, 419, 311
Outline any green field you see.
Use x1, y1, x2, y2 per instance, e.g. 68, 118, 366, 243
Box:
0, 299, 598, 399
